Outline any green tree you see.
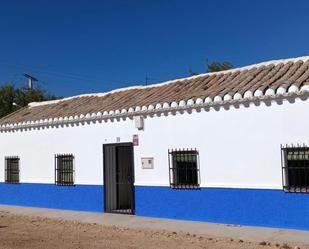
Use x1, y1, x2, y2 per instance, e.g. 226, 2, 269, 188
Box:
0, 84, 59, 119
189, 60, 233, 76
207, 61, 233, 73
189, 68, 199, 76
0, 84, 16, 118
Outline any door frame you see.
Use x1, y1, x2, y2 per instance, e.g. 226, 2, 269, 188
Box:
103, 142, 135, 214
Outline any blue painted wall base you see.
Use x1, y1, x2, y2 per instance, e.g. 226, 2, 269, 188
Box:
0, 183, 104, 212
1, 183, 309, 230
135, 186, 309, 231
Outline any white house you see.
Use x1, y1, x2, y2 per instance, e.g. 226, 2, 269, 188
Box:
0, 56, 309, 230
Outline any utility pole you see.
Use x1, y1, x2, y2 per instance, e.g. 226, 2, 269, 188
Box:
145, 75, 156, 86
23, 74, 38, 90
145, 75, 149, 85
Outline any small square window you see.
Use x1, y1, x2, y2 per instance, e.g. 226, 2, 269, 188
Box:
282, 145, 309, 193
169, 149, 200, 189
5, 156, 20, 184
55, 154, 75, 186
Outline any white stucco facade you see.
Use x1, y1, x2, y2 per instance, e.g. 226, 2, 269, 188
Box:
0, 95, 308, 190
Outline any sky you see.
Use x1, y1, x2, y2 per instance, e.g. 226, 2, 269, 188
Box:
0, 0, 309, 97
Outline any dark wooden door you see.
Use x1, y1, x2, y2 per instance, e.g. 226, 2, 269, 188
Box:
103, 143, 135, 214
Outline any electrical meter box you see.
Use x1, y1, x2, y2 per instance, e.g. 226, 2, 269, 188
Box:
141, 157, 154, 169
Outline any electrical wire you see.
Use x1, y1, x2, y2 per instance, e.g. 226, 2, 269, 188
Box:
0, 59, 162, 91
0, 59, 123, 85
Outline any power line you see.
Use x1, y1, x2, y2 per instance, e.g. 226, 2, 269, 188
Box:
0, 59, 123, 85
0, 59, 165, 93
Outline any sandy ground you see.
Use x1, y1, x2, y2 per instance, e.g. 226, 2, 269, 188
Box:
0, 211, 307, 249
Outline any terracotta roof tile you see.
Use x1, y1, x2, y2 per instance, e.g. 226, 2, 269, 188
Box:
1, 56, 309, 125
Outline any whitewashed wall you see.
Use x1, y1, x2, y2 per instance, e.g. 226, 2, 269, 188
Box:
0, 97, 308, 189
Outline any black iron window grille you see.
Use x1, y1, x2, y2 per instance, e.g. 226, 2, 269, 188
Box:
168, 149, 200, 189
55, 154, 75, 186
5, 156, 20, 184
281, 144, 309, 193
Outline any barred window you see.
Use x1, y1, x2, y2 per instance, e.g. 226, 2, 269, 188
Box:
5, 156, 20, 184
169, 149, 200, 189
55, 154, 75, 186
282, 145, 309, 193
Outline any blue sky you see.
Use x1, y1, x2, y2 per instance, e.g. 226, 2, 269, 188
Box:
0, 0, 309, 97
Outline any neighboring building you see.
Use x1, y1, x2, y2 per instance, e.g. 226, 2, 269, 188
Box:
0, 56, 309, 230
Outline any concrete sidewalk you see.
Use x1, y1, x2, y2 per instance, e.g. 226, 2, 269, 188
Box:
0, 205, 309, 245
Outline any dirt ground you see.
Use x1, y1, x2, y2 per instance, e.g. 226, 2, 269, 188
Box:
0, 211, 307, 249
